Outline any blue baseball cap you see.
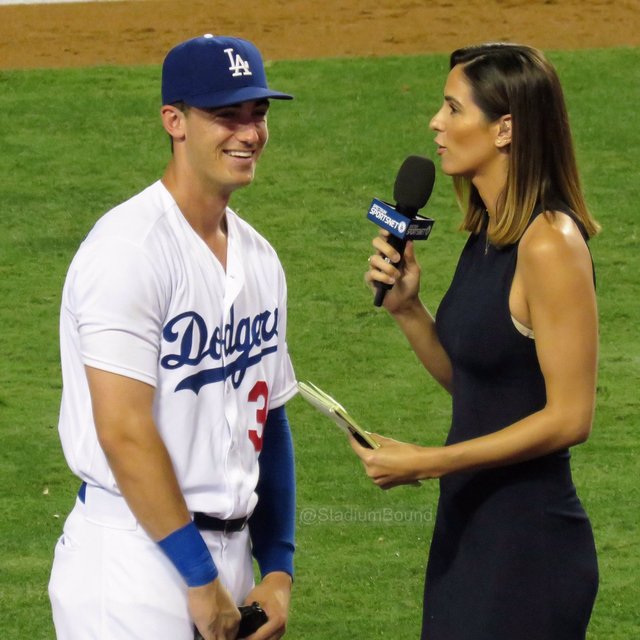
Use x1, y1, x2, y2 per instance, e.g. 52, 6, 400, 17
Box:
161, 34, 293, 108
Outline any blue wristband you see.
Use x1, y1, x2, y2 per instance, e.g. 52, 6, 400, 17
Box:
157, 521, 218, 587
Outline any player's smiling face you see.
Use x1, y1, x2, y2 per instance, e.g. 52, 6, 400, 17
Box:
182, 99, 269, 195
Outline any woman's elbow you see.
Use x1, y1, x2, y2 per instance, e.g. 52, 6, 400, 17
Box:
570, 423, 592, 446
563, 408, 595, 447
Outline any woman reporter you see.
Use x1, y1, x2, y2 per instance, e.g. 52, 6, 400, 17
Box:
356, 43, 599, 639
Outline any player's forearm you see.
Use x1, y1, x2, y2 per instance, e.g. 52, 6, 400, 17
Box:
99, 415, 222, 592
86, 366, 192, 540
249, 405, 295, 578
99, 422, 192, 540
391, 299, 452, 392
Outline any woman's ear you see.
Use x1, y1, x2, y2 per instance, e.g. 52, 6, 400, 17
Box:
496, 114, 512, 148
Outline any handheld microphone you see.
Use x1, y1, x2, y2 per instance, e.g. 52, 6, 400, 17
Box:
370, 156, 436, 307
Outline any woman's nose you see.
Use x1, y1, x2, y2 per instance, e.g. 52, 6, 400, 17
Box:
429, 109, 443, 132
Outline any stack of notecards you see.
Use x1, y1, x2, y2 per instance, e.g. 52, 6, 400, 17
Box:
297, 381, 379, 449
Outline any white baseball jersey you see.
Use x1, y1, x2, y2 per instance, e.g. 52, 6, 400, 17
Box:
58, 180, 297, 519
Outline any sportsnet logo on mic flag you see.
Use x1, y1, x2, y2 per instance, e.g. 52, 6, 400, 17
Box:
367, 198, 435, 241
367, 199, 410, 239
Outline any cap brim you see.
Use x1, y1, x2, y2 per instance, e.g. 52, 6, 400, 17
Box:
183, 86, 293, 109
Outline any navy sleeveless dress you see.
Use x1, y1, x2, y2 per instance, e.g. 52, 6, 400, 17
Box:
421, 208, 598, 639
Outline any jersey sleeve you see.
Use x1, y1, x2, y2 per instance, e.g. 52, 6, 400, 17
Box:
66, 237, 165, 386
248, 404, 295, 578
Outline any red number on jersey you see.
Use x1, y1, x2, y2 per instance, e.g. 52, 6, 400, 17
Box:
248, 380, 269, 452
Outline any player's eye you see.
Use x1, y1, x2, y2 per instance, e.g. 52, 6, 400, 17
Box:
214, 109, 237, 119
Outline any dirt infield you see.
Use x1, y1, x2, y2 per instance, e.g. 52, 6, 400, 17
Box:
1, 0, 638, 70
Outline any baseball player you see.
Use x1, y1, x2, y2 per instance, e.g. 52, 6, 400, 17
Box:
49, 35, 297, 640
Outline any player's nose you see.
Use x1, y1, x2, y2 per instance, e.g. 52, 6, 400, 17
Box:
234, 121, 259, 143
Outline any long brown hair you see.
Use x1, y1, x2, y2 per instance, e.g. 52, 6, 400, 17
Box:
449, 43, 600, 245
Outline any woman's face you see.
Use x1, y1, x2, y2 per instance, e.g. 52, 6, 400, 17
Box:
429, 64, 508, 180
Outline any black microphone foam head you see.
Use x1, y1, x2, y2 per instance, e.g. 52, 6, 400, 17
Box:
393, 155, 436, 212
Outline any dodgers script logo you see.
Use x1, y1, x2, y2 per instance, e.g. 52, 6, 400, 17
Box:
225, 47, 252, 77
161, 305, 278, 394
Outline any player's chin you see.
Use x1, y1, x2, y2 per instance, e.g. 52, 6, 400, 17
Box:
225, 171, 257, 191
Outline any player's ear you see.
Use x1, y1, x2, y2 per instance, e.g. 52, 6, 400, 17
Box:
160, 104, 187, 143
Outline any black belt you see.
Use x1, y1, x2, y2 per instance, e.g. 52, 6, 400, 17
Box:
78, 482, 247, 534
193, 511, 248, 533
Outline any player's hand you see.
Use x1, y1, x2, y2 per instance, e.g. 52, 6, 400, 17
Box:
189, 578, 241, 640
242, 571, 292, 640
365, 231, 422, 314
350, 434, 444, 489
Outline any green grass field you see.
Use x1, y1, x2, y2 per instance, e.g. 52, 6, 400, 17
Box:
1, 47, 638, 638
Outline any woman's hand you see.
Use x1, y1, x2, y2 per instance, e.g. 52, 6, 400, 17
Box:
365, 231, 422, 315
349, 434, 446, 489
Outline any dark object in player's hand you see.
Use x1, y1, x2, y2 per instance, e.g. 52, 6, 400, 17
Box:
194, 602, 268, 639
237, 602, 268, 638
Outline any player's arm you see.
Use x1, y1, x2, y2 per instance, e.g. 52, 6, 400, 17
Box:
86, 366, 241, 639
86, 366, 189, 537
354, 213, 598, 488
245, 404, 295, 640
367, 232, 453, 392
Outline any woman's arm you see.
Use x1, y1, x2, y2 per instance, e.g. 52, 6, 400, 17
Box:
367, 233, 453, 391
355, 213, 598, 488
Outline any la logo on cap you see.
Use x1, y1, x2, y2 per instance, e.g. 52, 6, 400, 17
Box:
201, 33, 252, 78
225, 48, 253, 77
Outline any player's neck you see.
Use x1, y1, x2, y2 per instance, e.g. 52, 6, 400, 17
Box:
161, 165, 230, 269
163, 158, 230, 210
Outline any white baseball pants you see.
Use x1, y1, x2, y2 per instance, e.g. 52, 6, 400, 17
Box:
49, 488, 254, 640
